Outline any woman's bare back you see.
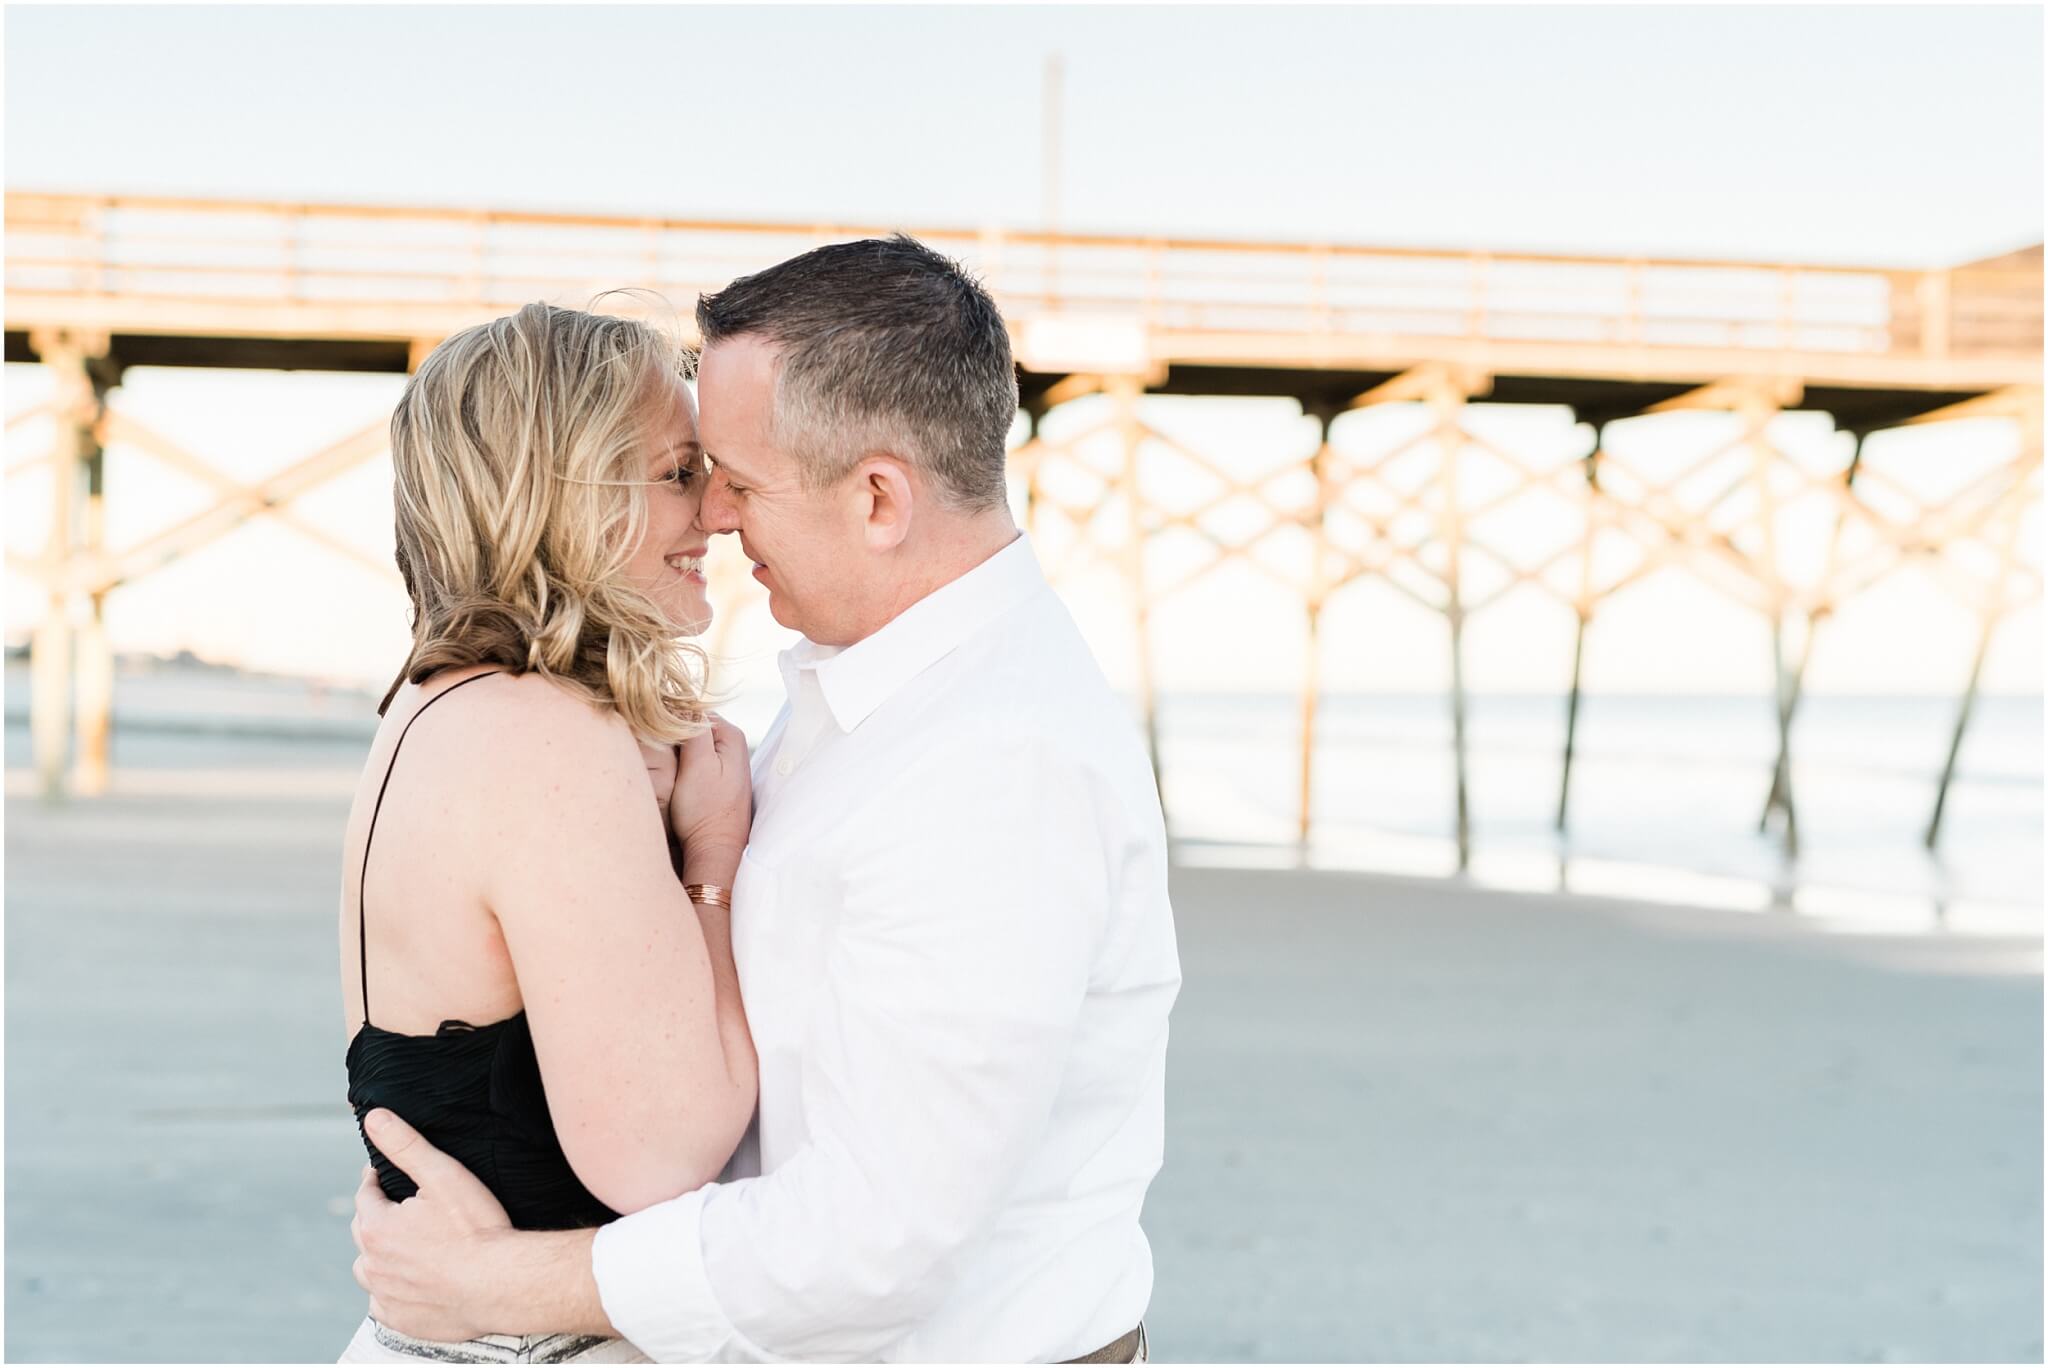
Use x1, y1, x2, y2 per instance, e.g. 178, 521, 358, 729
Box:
338, 664, 756, 1214
340, 666, 524, 1041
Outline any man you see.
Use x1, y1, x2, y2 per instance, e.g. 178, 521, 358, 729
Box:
351, 235, 1181, 1363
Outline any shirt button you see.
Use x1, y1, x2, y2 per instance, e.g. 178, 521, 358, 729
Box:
775, 755, 795, 777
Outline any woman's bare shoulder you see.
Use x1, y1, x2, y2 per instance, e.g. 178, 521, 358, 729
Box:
409, 671, 641, 787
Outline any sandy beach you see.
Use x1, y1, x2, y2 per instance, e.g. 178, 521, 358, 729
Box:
4, 759, 2040, 1363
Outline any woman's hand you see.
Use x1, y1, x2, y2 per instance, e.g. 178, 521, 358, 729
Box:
669, 715, 751, 886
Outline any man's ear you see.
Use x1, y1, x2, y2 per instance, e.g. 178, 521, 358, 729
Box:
855, 455, 915, 552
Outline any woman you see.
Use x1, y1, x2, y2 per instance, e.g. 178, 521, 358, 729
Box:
337, 302, 755, 1363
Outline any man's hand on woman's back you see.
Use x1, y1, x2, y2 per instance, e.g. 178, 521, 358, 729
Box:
354, 1109, 611, 1342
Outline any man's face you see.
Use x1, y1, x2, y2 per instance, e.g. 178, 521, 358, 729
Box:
695, 336, 866, 644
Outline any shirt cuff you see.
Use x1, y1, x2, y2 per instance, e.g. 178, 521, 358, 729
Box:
592, 1184, 748, 1362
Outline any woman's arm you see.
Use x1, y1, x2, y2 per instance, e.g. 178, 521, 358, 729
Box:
471, 687, 756, 1214
667, 716, 756, 1125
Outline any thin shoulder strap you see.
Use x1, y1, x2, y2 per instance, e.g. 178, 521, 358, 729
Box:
357, 671, 501, 1025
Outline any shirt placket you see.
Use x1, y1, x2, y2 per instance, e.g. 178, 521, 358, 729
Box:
773, 671, 832, 779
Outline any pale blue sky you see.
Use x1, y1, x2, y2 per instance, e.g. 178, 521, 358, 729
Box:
6, 5, 2041, 265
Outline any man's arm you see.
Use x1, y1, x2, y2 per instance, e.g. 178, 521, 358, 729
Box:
353, 1112, 612, 1342
355, 734, 1116, 1357
593, 734, 1115, 1362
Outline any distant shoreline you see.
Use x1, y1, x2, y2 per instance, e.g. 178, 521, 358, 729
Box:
6, 658, 2037, 930
5, 655, 2039, 705
3, 660, 2042, 769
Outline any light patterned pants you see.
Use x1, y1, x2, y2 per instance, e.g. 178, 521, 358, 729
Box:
1066, 1324, 1149, 1364
342, 1315, 1146, 1363
339, 1317, 650, 1364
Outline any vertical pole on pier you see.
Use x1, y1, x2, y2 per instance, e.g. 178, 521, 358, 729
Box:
1759, 429, 1864, 832
1927, 398, 2040, 847
75, 598, 115, 796
30, 471, 75, 804
1111, 373, 1163, 812
1557, 420, 1605, 831
1743, 385, 1800, 858
1042, 52, 1064, 308
1353, 365, 1484, 868
1042, 53, 1063, 235
77, 602, 114, 796
1431, 375, 1473, 871
28, 330, 115, 802
73, 347, 120, 796
1298, 403, 1339, 847
75, 349, 121, 797
1018, 402, 1045, 535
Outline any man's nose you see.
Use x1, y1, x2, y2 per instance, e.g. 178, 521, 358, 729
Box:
696, 477, 739, 536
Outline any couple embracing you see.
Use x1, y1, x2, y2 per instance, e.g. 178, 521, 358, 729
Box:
340, 235, 1180, 1364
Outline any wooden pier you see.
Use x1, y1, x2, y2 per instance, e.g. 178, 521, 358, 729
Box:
6, 193, 2040, 857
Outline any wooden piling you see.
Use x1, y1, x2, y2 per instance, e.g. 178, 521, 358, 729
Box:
1298, 404, 1338, 846
1927, 399, 2041, 846
1557, 422, 1604, 831
1111, 374, 1164, 809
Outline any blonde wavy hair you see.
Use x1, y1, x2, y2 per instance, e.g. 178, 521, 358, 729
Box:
380, 300, 707, 744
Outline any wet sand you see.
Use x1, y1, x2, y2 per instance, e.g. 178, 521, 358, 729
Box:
4, 767, 2039, 1362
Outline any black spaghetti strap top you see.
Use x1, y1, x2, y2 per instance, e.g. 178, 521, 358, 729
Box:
345, 671, 619, 1232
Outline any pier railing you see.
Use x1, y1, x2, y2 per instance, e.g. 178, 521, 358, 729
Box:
6, 193, 2039, 377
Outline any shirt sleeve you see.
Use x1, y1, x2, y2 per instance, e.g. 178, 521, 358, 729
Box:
591, 731, 1115, 1362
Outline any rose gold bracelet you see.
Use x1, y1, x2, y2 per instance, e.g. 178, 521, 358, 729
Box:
683, 883, 733, 911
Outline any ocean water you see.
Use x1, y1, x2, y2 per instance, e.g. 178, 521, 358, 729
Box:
5, 665, 2039, 933
1154, 690, 2042, 930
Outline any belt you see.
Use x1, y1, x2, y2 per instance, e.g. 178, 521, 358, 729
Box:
1062, 1325, 1144, 1364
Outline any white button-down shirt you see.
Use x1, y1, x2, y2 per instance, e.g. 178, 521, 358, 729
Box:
592, 536, 1181, 1363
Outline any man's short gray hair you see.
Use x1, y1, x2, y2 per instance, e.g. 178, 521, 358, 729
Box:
695, 235, 1019, 511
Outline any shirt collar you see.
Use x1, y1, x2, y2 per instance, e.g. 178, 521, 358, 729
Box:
776, 534, 1046, 735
